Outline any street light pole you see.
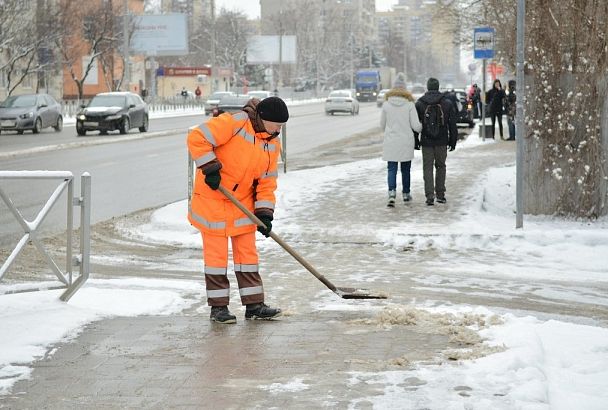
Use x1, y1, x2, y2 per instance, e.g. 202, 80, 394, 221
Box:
350, 35, 354, 90
515, 0, 525, 228
123, 0, 130, 92
481, 58, 487, 141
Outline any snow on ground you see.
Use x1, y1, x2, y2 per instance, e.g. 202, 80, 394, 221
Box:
0, 278, 205, 395
1, 124, 607, 407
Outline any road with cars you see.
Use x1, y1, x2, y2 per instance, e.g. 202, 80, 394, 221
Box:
0, 101, 384, 246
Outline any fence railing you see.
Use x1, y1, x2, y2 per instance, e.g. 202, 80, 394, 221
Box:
0, 171, 91, 301
60, 98, 206, 118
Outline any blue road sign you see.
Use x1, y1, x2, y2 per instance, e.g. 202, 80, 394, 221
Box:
474, 27, 495, 59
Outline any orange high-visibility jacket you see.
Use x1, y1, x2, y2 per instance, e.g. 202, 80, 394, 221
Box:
187, 111, 280, 237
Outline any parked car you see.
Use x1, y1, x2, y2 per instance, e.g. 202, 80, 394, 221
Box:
204, 91, 236, 115
76, 92, 149, 136
325, 89, 360, 116
246, 90, 273, 100
376, 89, 390, 107
212, 95, 252, 117
0, 93, 63, 134
447, 89, 475, 128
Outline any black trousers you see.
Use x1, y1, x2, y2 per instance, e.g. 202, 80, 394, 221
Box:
490, 112, 503, 138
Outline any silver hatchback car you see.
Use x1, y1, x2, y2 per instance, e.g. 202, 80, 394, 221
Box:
324, 89, 360, 116
0, 93, 63, 134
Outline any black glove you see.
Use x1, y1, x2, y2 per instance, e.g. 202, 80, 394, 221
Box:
449, 146, 456, 152
255, 214, 273, 237
415, 142, 421, 150
204, 170, 221, 190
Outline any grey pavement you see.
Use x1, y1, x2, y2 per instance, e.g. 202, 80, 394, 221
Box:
2, 133, 604, 409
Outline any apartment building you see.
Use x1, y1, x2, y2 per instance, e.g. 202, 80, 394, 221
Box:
378, 0, 460, 83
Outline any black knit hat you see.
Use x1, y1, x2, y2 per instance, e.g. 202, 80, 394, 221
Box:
257, 97, 289, 122
427, 77, 440, 91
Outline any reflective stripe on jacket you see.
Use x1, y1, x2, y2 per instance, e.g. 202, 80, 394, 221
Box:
187, 111, 280, 237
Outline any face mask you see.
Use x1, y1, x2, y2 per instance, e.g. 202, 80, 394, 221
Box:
269, 131, 280, 138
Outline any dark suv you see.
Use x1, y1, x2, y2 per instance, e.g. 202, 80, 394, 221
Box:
76, 92, 149, 136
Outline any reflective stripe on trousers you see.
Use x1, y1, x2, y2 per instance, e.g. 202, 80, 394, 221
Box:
202, 231, 264, 306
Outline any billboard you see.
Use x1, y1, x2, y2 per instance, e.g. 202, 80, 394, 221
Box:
130, 14, 189, 56
246, 35, 297, 64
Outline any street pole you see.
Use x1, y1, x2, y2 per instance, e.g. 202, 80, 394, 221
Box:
481, 58, 487, 141
278, 32, 283, 91
350, 36, 354, 90
211, 0, 216, 93
150, 55, 156, 101
515, 0, 525, 228
123, 0, 130, 92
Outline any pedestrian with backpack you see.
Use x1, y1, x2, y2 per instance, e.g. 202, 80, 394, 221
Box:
414, 77, 458, 206
380, 73, 422, 207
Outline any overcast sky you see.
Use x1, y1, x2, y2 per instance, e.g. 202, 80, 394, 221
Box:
214, 0, 399, 19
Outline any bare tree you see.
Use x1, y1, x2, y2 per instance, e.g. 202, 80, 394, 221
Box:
57, 0, 119, 100
169, 8, 253, 88
0, 0, 61, 96
214, 10, 252, 80
95, 1, 140, 92
382, 26, 407, 74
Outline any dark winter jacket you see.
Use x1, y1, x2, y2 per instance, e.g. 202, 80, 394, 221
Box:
504, 91, 516, 120
486, 87, 506, 115
414, 91, 458, 149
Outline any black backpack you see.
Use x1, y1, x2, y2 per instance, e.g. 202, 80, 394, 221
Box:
423, 100, 445, 139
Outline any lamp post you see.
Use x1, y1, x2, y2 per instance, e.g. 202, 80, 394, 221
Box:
350, 35, 354, 90
515, 0, 525, 228
123, 0, 130, 92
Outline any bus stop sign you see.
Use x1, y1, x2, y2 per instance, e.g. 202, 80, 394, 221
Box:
474, 27, 495, 59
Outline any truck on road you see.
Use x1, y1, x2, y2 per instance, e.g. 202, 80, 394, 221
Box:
355, 68, 397, 102
355, 69, 381, 102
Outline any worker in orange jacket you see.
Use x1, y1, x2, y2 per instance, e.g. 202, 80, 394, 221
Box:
187, 97, 288, 324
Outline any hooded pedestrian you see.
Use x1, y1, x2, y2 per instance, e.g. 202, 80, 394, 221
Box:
380, 73, 422, 207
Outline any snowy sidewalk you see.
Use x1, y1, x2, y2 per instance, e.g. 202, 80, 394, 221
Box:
1, 129, 608, 409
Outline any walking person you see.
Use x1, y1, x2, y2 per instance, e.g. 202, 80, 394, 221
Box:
414, 77, 458, 206
504, 80, 516, 141
380, 73, 422, 207
471, 84, 481, 119
486, 79, 506, 139
187, 97, 289, 324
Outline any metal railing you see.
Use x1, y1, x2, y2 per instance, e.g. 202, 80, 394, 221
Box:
0, 171, 91, 301
60, 98, 206, 118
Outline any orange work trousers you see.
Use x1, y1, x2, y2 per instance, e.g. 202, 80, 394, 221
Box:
202, 231, 264, 307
